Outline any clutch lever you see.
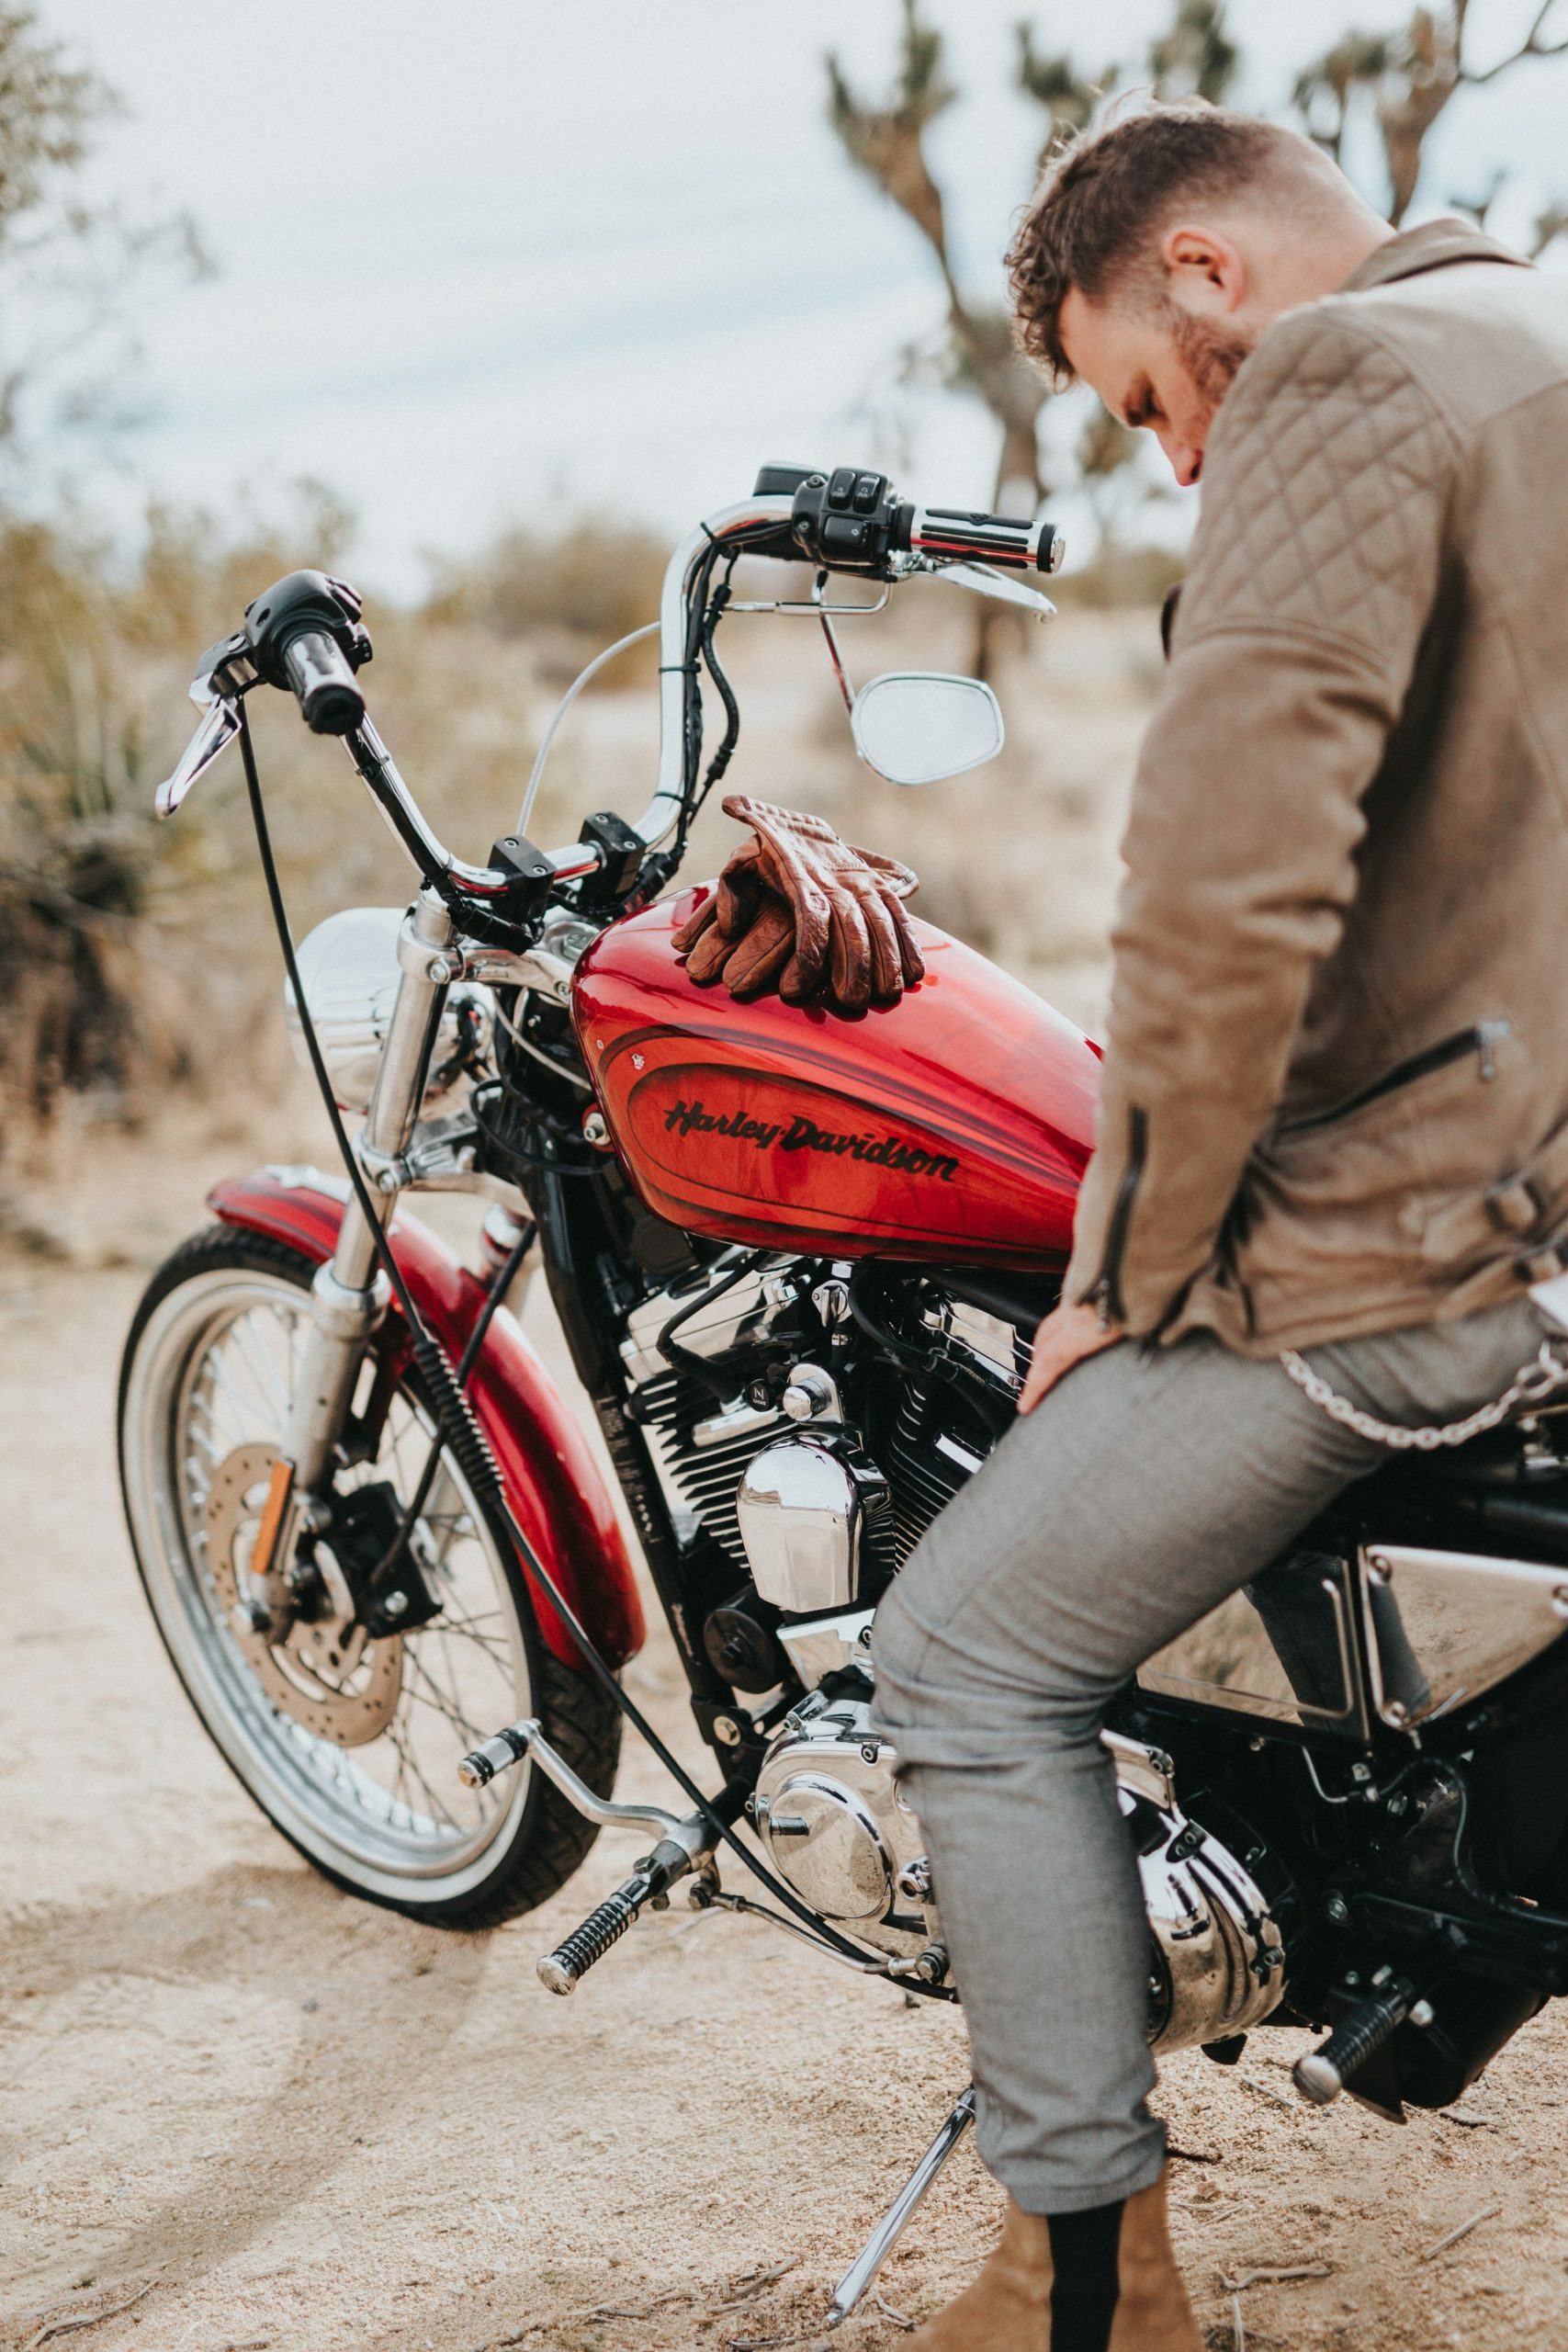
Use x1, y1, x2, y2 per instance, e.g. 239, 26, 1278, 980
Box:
154, 690, 242, 819
922, 559, 1056, 620
154, 625, 263, 819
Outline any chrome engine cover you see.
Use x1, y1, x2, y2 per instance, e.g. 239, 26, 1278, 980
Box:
1108, 1733, 1287, 2053
755, 1697, 1287, 2040
754, 1687, 932, 1959
738, 1436, 863, 1614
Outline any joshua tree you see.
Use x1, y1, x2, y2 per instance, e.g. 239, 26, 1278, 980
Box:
825, 2, 1237, 663
830, 0, 1568, 637
0, 7, 209, 1168
1294, 3, 1568, 230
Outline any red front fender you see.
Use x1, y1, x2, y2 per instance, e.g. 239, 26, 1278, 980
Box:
206, 1167, 645, 1671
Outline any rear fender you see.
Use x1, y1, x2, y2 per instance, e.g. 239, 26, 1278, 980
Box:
206, 1166, 645, 1670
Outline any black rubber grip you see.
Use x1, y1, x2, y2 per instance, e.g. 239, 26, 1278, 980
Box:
537, 1874, 650, 1993
281, 628, 366, 735
1293, 1979, 1411, 2103
897, 503, 1064, 575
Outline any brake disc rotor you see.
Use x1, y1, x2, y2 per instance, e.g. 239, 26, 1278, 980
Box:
204, 1442, 402, 1747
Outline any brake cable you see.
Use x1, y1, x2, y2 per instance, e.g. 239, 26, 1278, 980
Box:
236, 701, 950, 1990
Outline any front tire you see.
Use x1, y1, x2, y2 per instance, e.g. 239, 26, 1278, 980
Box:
118, 1224, 621, 1928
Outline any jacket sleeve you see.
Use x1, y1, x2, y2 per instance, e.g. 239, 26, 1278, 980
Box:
1064, 307, 1459, 1332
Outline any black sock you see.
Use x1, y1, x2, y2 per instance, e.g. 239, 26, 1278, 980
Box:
1045, 2200, 1124, 2352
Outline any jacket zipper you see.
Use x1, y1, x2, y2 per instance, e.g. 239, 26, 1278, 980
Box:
1277, 1018, 1510, 1136
1085, 1104, 1146, 1329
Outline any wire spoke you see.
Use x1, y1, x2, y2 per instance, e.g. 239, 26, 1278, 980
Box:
400, 1648, 489, 1745
429, 1615, 514, 1668
159, 1275, 529, 1875
384, 1722, 464, 1832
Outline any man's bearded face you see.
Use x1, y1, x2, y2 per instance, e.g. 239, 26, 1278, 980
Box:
1163, 301, 1257, 422
1057, 278, 1259, 488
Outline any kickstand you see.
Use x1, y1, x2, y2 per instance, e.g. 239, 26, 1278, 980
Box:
825, 2085, 976, 2328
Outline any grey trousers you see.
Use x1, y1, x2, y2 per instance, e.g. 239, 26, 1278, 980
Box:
871, 1292, 1555, 2214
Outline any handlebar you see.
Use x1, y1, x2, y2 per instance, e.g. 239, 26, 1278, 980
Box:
159, 469, 1066, 935
773, 462, 1063, 579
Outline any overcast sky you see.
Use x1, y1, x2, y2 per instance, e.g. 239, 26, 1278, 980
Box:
30, 0, 1568, 593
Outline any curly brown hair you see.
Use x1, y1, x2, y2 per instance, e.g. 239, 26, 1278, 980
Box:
1006, 102, 1333, 383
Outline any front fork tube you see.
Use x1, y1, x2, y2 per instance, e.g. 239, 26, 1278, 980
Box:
263, 888, 455, 1587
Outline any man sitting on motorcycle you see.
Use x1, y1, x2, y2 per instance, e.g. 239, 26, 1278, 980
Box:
863, 97, 1568, 2350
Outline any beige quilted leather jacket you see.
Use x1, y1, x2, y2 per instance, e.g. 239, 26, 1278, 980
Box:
1065, 220, 1568, 1356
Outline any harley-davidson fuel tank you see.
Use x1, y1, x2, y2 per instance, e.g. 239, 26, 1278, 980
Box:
571, 889, 1100, 1269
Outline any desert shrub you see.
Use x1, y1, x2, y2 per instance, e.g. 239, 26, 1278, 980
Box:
0, 484, 363, 1172
423, 517, 671, 658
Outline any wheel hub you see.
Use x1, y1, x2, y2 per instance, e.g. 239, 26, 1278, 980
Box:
204, 1442, 403, 1746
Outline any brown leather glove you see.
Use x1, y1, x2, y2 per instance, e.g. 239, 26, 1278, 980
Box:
671, 796, 925, 1013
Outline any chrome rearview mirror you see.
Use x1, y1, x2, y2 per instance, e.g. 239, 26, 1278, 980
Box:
850, 670, 1005, 787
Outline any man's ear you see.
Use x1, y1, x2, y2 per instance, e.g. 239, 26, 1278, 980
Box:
1159, 223, 1247, 313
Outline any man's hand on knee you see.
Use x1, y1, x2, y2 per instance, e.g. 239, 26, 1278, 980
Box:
1019, 1300, 1124, 1415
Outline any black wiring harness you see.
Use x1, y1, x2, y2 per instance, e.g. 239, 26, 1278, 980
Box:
235, 697, 953, 1994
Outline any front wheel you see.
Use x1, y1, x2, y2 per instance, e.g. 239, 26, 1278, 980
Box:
118, 1224, 621, 1928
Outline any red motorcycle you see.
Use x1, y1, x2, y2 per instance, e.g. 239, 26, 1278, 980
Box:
121, 464, 1568, 2321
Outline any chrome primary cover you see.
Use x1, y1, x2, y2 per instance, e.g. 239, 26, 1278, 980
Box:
1109, 1735, 1287, 2054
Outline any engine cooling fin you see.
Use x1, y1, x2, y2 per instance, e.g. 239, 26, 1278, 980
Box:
886, 1373, 986, 1565
634, 1368, 782, 1572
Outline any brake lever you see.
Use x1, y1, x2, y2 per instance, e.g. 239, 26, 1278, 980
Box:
927, 560, 1056, 619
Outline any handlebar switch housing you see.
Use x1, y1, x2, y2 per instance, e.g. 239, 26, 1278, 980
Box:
576, 809, 646, 907
790, 469, 905, 576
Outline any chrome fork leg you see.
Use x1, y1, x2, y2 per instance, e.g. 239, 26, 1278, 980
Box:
278, 888, 453, 1497
825, 2085, 976, 2328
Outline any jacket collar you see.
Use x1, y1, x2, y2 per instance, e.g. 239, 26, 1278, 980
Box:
1338, 217, 1530, 294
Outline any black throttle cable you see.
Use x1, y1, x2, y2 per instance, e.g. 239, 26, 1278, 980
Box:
236, 703, 947, 1990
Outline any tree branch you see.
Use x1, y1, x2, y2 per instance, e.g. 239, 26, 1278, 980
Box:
1463, 0, 1568, 83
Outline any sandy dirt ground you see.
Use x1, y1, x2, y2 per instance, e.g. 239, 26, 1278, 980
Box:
6, 1113, 1568, 2352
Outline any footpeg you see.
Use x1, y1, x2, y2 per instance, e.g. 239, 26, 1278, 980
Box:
539, 1863, 677, 1995
1293, 1972, 1417, 2104
458, 1717, 741, 1996
459, 1724, 532, 1787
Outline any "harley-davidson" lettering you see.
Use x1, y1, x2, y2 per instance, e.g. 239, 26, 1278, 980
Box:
661, 1097, 958, 1182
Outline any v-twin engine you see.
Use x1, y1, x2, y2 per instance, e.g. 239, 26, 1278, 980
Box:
619, 1252, 1292, 2049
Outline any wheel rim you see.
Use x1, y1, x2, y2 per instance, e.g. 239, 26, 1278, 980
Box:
122, 1262, 534, 1902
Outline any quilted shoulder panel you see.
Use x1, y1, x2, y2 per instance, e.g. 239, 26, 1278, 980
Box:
1179, 307, 1456, 664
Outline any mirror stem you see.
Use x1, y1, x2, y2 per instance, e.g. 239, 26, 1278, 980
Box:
818, 608, 855, 715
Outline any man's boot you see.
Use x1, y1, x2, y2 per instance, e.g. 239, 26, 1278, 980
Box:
1103, 2171, 1201, 2350
907, 2193, 1053, 2350
908, 2169, 1201, 2352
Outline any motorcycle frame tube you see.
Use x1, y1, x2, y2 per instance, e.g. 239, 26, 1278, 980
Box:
206, 1164, 646, 1671
520, 1160, 740, 1719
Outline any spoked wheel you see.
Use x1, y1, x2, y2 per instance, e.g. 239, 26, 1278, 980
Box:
118, 1225, 620, 1927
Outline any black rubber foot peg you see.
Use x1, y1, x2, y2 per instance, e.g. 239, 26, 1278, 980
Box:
1293, 1977, 1412, 2104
